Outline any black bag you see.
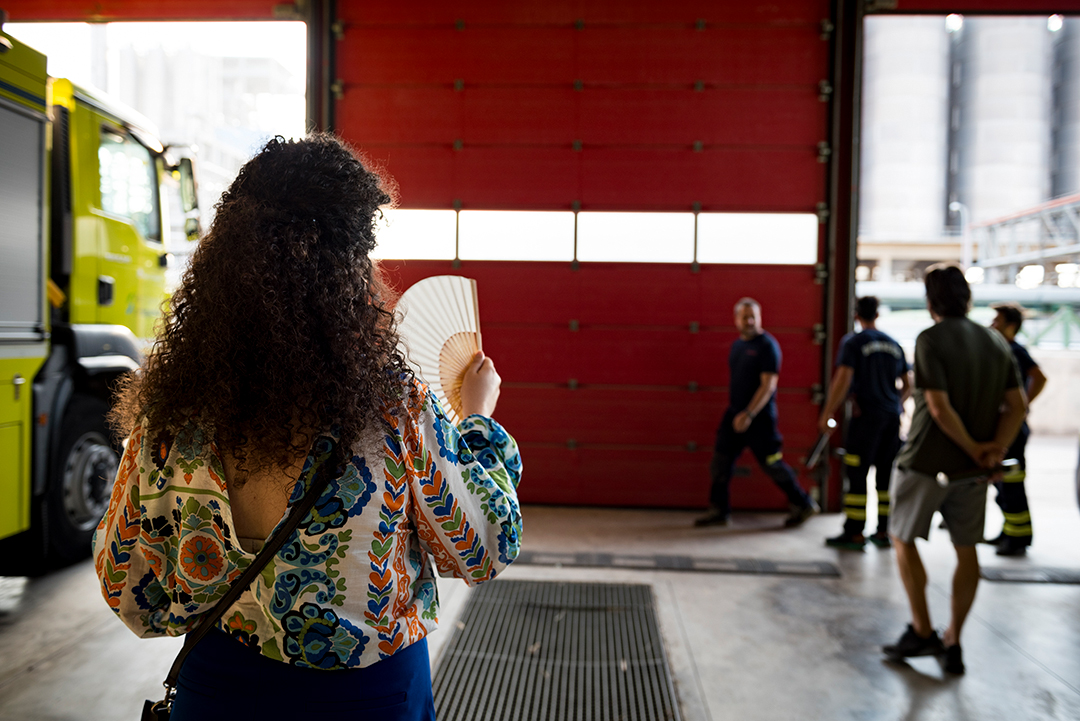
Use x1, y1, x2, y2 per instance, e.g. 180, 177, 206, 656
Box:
140, 441, 338, 720
141, 698, 171, 721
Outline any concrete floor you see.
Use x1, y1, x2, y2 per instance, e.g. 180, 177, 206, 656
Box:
1, 436, 1077, 720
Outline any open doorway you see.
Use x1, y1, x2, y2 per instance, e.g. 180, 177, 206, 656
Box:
856, 13, 1080, 437
7, 21, 307, 286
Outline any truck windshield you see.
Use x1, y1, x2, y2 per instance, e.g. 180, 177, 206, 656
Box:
98, 130, 160, 242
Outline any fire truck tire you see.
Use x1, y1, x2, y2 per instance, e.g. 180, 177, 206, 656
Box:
46, 395, 120, 564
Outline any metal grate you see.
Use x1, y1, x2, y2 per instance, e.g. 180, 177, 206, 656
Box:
981, 567, 1080, 584
433, 580, 681, 721
514, 550, 840, 578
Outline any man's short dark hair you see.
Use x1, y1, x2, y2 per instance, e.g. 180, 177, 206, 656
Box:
991, 302, 1024, 331
855, 296, 879, 322
733, 297, 761, 314
924, 264, 971, 318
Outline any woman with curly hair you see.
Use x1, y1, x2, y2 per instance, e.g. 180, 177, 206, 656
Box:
93, 134, 522, 720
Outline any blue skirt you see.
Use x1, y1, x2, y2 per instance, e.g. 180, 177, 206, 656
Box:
170, 629, 436, 720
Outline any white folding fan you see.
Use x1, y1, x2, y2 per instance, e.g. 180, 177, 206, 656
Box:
395, 275, 482, 424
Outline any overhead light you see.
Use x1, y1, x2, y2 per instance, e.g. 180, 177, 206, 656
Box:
1015, 265, 1045, 290
1056, 263, 1079, 288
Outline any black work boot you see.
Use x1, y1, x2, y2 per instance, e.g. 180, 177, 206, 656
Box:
996, 536, 1030, 556
825, 531, 866, 550
694, 506, 730, 527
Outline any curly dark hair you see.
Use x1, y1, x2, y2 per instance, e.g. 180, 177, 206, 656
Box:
111, 134, 415, 476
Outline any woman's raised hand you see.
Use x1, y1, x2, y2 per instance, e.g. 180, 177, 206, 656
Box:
459, 351, 502, 418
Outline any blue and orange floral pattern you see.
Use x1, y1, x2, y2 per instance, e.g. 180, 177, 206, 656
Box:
92, 379, 522, 669
226, 610, 260, 648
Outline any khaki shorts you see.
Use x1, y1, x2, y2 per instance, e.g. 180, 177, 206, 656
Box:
890, 466, 988, 546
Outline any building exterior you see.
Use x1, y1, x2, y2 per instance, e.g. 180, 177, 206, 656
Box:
858, 15, 1080, 290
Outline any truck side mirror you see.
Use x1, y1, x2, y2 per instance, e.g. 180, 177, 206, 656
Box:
0, 10, 10, 53
179, 157, 198, 214
98, 276, 115, 306
184, 216, 201, 241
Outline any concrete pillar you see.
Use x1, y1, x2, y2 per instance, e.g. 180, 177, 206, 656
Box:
140, 49, 169, 134
860, 16, 951, 242
90, 24, 108, 92
955, 17, 1053, 226
1055, 18, 1080, 197
876, 255, 893, 282
115, 47, 140, 112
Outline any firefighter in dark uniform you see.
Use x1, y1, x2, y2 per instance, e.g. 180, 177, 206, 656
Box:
988, 302, 1047, 556
696, 297, 819, 528
818, 296, 911, 549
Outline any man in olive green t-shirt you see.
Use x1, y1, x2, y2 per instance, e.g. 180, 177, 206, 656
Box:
882, 265, 1026, 675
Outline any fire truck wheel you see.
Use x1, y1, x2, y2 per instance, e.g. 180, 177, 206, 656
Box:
46, 395, 120, 564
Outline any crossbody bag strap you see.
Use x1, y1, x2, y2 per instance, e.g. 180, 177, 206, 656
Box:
160, 439, 340, 691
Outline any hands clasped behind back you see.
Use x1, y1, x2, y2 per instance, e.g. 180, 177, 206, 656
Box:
460, 351, 501, 418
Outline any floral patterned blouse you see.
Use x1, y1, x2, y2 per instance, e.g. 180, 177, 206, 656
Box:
92, 381, 522, 669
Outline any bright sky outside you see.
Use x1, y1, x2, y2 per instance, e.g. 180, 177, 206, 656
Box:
8, 22, 306, 81
7, 21, 307, 140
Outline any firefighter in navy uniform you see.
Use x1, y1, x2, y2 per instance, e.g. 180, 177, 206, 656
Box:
818, 296, 912, 549
695, 297, 819, 528
988, 302, 1047, 556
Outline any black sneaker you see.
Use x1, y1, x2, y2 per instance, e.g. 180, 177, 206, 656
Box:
996, 537, 1029, 556
694, 508, 730, 527
942, 644, 965, 674
783, 499, 820, 528
883, 624, 945, 660
868, 532, 892, 548
825, 532, 865, 550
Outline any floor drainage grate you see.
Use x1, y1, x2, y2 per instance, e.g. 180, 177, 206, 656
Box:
433, 580, 681, 721
981, 567, 1080, 584
514, 550, 840, 578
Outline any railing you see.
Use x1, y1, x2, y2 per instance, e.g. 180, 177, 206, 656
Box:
1019, 305, 1080, 349
855, 280, 1080, 350
975, 194, 1080, 282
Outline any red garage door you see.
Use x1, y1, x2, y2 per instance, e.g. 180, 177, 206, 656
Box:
13, 0, 1080, 510
336, 2, 829, 212
384, 260, 823, 508
6, 0, 835, 509
336, 1, 831, 509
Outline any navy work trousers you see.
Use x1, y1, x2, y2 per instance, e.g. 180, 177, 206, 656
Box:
841, 409, 901, 536
707, 408, 813, 516
993, 424, 1033, 544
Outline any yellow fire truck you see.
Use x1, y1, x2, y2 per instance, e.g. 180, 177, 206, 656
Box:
0, 20, 198, 567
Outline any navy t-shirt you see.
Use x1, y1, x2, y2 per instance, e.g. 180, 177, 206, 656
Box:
729, 332, 781, 418
1009, 339, 1037, 434
838, 328, 909, 415
1009, 340, 1037, 382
